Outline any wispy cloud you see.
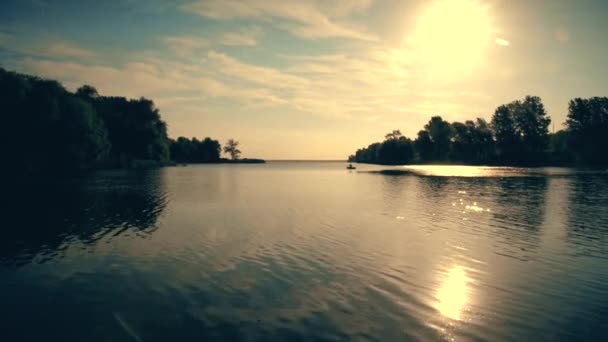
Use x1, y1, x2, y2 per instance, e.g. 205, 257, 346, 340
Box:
207, 50, 308, 89
0, 33, 97, 58
162, 35, 209, 57
42, 41, 97, 58
180, 0, 377, 41
495, 37, 510, 46
162, 27, 261, 56
221, 29, 259, 46
494, 38, 511, 46
17, 56, 287, 110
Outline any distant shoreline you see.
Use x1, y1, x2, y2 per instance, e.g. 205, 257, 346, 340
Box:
173, 158, 266, 165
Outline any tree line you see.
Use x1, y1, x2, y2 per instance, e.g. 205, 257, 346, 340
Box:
0, 68, 252, 176
349, 95, 608, 167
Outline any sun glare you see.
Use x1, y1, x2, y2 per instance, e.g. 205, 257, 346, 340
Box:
411, 0, 493, 76
436, 266, 469, 320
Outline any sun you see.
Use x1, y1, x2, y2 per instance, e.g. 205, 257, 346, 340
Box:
410, 0, 493, 76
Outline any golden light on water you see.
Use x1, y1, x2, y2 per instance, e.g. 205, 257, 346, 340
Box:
436, 266, 469, 320
411, 0, 493, 75
404, 165, 494, 177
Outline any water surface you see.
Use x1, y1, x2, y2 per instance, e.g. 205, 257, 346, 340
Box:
2, 162, 608, 341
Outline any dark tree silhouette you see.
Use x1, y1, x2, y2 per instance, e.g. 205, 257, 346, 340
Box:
0, 67, 263, 171
548, 130, 572, 165
514, 96, 551, 162
414, 130, 434, 162
492, 104, 520, 163
350, 132, 413, 165
223, 139, 241, 160
423, 116, 453, 161
90, 95, 170, 166
378, 136, 414, 165
566, 97, 608, 165
385, 130, 403, 141
491, 96, 550, 165
451, 118, 495, 164
169, 136, 221, 163
75, 84, 99, 99
347, 96, 592, 167
0, 68, 110, 175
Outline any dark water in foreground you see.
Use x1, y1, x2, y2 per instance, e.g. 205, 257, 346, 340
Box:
2, 162, 608, 341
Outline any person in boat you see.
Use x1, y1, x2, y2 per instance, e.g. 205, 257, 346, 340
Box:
347, 163, 356, 169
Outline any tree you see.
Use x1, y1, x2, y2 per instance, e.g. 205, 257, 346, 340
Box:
491, 96, 550, 165
350, 131, 414, 165
451, 118, 495, 164
169, 136, 221, 163
492, 104, 520, 163
378, 136, 414, 165
384, 130, 403, 141
223, 139, 241, 160
548, 130, 572, 165
353, 142, 381, 163
566, 97, 608, 165
471, 118, 495, 164
423, 116, 453, 161
75, 85, 99, 99
514, 96, 551, 160
414, 130, 434, 162
0, 68, 110, 175
90, 96, 170, 166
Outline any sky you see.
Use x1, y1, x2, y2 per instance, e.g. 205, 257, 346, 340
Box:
1, 0, 607, 159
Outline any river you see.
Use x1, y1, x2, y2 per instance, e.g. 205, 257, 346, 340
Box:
2, 162, 607, 340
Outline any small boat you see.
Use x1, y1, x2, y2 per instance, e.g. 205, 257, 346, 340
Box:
346, 163, 356, 170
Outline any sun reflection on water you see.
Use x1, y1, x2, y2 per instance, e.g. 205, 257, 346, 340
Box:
436, 266, 469, 320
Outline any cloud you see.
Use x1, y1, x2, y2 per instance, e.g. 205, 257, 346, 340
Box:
221, 28, 259, 46
495, 37, 510, 46
162, 35, 209, 56
180, 0, 377, 41
207, 50, 309, 89
5, 26, 494, 136
0, 33, 97, 59
162, 27, 261, 56
42, 41, 97, 58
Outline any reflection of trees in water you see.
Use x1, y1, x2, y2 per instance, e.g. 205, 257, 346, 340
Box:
380, 174, 408, 200
494, 177, 548, 230
566, 174, 608, 257
418, 176, 449, 198
0, 170, 168, 265
489, 177, 548, 256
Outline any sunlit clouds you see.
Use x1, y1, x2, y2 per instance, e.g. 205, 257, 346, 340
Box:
408, 0, 493, 77
1, 0, 607, 158
180, 0, 377, 41
495, 37, 510, 46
